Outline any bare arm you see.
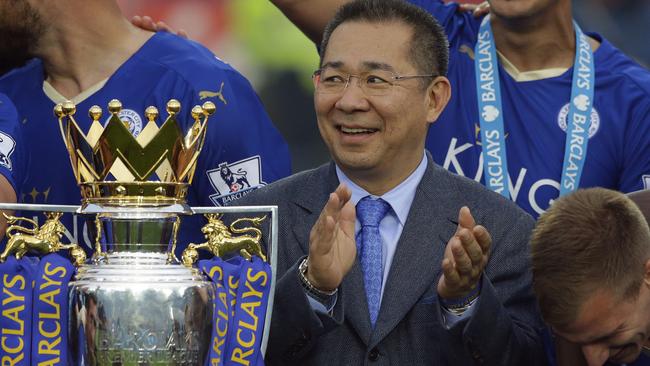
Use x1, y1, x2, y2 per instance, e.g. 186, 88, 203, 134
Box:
269, 0, 350, 43
133, 0, 344, 44
133, 1, 487, 44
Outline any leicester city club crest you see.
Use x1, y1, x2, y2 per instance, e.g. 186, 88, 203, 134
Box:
207, 156, 266, 206
104, 108, 143, 137
557, 103, 600, 138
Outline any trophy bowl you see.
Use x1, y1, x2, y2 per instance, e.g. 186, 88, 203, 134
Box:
69, 262, 215, 365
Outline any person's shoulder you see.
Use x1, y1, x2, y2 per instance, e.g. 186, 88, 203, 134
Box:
432, 163, 534, 225
595, 35, 650, 98
0, 59, 43, 90
230, 165, 330, 207
0, 93, 20, 135
406, 0, 481, 45
0, 93, 17, 116
0, 92, 21, 134
135, 32, 245, 88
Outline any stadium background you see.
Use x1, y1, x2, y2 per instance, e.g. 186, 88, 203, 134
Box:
116, 0, 650, 173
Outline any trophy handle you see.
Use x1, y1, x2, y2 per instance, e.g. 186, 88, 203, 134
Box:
181, 214, 267, 266
3, 212, 38, 238
0, 211, 86, 266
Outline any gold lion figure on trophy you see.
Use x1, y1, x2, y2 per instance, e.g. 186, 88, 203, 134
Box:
183, 213, 267, 265
0, 212, 86, 265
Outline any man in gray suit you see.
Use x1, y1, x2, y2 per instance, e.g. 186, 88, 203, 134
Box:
237, 0, 545, 364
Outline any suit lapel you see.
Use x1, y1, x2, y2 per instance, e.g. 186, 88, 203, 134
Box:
372, 158, 460, 345
290, 163, 339, 254
342, 260, 374, 344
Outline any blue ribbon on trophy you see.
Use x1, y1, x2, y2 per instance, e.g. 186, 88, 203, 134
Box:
224, 257, 243, 319
0, 256, 38, 366
201, 257, 235, 366
222, 257, 244, 363
31, 253, 75, 366
201, 255, 272, 366
225, 256, 271, 366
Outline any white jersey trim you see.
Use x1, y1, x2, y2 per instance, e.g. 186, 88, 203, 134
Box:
496, 36, 602, 82
43, 77, 109, 105
497, 52, 568, 82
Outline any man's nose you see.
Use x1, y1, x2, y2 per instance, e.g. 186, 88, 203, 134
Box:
335, 76, 370, 112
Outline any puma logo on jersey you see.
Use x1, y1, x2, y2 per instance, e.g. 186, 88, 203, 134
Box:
199, 82, 228, 105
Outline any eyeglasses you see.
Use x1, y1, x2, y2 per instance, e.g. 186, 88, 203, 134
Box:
313, 66, 437, 96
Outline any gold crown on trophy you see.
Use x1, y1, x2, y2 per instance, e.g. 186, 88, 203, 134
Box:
55, 99, 216, 207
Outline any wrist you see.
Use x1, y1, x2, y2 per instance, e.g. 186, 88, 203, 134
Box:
304, 257, 337, 292
299, 258, 338, 303
439, 283, 481, 309
442, 296, 478, 316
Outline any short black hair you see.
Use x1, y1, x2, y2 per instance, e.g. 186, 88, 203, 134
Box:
319, 0, 449, 78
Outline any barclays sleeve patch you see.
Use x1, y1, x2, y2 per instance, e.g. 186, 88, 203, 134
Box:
0, 131, 16, 171
206, 156, 266, 206
644, 175, 650, 190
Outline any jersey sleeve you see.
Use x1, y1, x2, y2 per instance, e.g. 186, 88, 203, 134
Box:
0, 93, 26, 198
406, 0, 481, 47
407, 0, 458, 27
619, 102, 650, 192
180, 65, 292, 207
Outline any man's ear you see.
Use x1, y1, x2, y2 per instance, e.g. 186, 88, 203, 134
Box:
425, 76, 451, 124
313, 73, 320, 90
640, 258, 650, 288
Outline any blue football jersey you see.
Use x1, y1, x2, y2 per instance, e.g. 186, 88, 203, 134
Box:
0, 32, 291, 250
0, 93, 26, 197
409, 0, 650, 217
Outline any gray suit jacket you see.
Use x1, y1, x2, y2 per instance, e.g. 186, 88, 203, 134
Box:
236, 155, 545, 365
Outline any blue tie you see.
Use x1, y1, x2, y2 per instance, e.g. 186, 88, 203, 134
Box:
356, 196, 390, 327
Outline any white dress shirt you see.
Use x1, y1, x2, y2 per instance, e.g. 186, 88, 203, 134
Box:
336, 153, 427, 303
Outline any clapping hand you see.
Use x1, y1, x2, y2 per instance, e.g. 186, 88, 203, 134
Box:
306, 184, 356, 292
437, 206, 492, 300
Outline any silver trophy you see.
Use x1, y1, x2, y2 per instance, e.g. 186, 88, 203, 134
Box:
0, 99, 277, 365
